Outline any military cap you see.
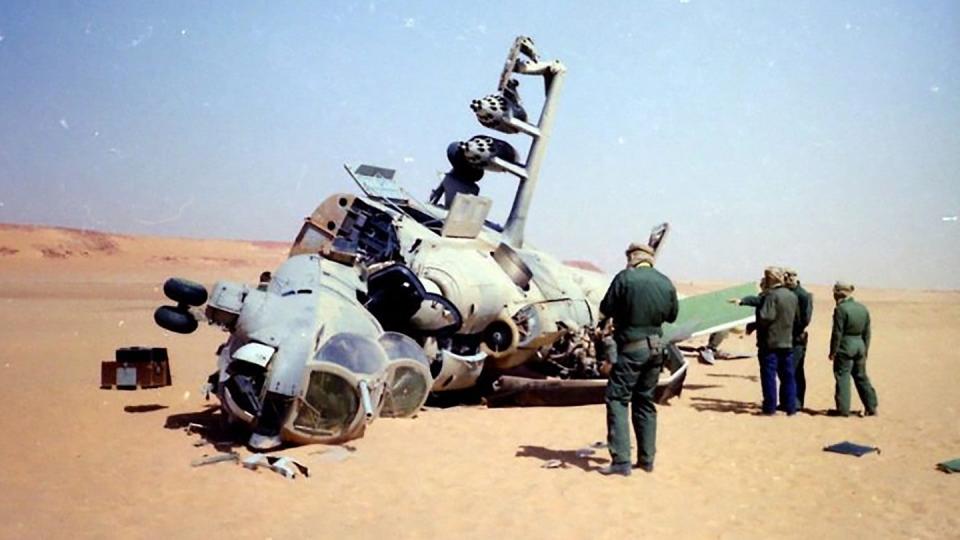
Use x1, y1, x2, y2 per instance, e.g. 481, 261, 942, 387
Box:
625, 242, 655, 257
833, 281, 854, 294
764, 266, 785, 283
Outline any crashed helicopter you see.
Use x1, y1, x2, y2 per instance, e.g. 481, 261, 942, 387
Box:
154, 36, 755, 450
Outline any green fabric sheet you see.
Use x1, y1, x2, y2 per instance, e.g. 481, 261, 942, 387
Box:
663, 282, 758, 341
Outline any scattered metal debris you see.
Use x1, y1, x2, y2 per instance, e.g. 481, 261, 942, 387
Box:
274, 457, 310, 478
241, 454, 264, 471
242, 454, 310, 479
575, 447, 596, 458
190, 452, 239, 467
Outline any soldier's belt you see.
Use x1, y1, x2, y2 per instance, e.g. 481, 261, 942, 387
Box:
621, 336, 662, 353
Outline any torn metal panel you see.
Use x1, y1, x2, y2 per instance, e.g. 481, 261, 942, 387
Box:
242, 454, 310, 479
191, 453, 239, 467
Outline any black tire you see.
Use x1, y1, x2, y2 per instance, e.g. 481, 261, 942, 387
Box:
154, 305, 198, 334
163, 277, 208, 306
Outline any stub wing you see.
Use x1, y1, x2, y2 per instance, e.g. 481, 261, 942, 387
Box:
664, 282, 757, 342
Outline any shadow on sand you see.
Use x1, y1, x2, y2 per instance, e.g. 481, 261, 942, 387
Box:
165, 405, 245, 450
123, 404, 169, 413
706, 373, 759, 383
803, 408, 842, 417
515, 445, 610, 472
691, 397, 832, 417
688, 396, 762, 415
682, 384, 723, 391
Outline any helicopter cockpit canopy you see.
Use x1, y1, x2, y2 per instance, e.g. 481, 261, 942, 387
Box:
378, 332, 433, 418
289, 332, 388, 441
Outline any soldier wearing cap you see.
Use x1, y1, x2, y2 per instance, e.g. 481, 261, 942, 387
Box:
597, 242, 678, 476
730, 272, 776, 401
828, 281, 878, 417
756, 267, 799, 415
784, 268, 813, 409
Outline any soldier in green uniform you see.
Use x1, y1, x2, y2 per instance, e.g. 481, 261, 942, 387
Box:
784, 269, 813, 410
828, 281, 878, 417
597, 242, 679, 476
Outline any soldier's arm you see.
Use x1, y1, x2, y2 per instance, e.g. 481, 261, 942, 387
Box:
739, 295, 762, 307
863, 309, 871, 357
758, 293, 777, 323
665, 282, 679, 323
599, 272, 621, 319
829, 307, 843, 358
803, 293, 814, 327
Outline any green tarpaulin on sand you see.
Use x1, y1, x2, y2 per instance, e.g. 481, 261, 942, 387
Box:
823, 441, 880, 457
936, 458, 960, 473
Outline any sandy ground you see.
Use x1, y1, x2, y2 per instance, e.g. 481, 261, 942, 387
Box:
1, 223, 958, 539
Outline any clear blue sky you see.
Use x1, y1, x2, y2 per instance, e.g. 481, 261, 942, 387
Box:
1, 1, 957, 288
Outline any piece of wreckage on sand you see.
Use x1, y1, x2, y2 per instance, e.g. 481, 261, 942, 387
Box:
153, 36, 756, 451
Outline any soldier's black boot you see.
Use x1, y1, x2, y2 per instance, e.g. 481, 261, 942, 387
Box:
634, 461, 654, 473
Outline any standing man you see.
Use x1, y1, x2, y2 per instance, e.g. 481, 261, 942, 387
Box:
757, 267, 799, 415
828, 281, 878, 417
784, 268, 813, 410
731, 276, 771, 398
598, 242, 679, 476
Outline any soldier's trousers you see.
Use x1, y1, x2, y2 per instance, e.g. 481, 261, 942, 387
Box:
833, 354, 878, 415
792, 344, 807, 409
605, 347, 661, 467
708, 330, 729, 350
760, 348, 796, 415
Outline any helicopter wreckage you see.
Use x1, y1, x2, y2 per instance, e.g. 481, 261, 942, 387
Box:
154, 36, 754, 450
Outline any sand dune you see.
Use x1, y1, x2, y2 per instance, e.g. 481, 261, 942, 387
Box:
0, 224, 957, 539
0, 223, 286, 283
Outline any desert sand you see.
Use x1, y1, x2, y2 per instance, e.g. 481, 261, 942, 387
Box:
0, 223, 957, 539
